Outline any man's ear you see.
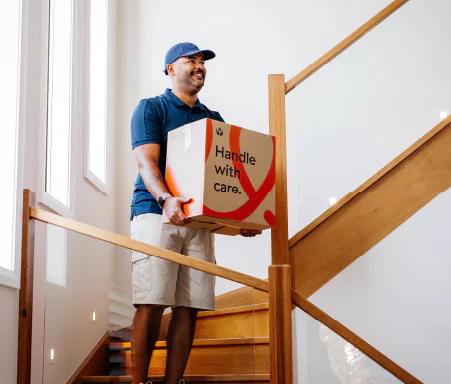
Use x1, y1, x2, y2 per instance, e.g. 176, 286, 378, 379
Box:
167, 64, 175, 77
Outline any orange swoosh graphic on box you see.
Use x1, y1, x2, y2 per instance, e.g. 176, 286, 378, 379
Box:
205, 119, 213, 162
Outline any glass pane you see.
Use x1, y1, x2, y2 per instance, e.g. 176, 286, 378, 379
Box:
46, 225, 66, 287
310, 188, 451, 383
0, 0, 21, 270
109, 277, 260, 379
46, 0, 73, 206
43, 231, 114, 383
88, 0, 108, 183
293, 307, 404, 383
42, 234, 262, 382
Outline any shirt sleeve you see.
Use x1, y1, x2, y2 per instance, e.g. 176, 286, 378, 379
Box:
130, 99, 162, 149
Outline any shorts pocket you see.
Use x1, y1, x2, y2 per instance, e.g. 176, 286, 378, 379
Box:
132, 257, 152, 292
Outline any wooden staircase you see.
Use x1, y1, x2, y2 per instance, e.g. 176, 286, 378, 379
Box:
78, 303, 270, 383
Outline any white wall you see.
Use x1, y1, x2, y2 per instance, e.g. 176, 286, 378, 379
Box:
114, 0, 392, 296
0, 287, 20, 384
287, 0, 451, 230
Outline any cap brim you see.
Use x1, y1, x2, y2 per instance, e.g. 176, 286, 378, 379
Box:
183, 49, 216, 61
163, 49, 216, 74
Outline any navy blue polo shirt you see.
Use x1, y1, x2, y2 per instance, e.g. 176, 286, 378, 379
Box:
130, 88, 224, 219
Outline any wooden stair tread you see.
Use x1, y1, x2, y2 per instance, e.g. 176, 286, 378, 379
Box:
197, 303, 269, 318
110, 303, 269, 336
110, 337, 269, 350
80, 374, 270, 382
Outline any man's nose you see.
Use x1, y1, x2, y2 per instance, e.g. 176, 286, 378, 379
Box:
195, 63, 205, 71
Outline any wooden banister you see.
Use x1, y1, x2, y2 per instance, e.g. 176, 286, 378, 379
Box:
29, 207, 269, 293
290, 290, 422, 383
285, 0, 409, 94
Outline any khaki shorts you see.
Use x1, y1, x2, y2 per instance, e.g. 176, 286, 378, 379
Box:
130, 213, 216, 310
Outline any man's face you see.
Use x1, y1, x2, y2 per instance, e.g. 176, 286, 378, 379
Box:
168, 53, 206, 93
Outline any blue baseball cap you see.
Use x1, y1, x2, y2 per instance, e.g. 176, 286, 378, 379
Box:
163, 42, 216, 75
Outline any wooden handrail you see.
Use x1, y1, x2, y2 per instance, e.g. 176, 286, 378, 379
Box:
29, 207, 269, 293
291, 290, 422, 384
285, 0, 409, 94
289, 114, 451, 248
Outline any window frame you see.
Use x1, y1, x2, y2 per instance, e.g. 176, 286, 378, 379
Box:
36, 0, 82, 288
0, 0, 29, 289
83, 0, 111, 195
37, 0, 78, 219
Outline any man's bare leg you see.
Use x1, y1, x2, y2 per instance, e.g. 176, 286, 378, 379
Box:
165, 306, 199, 383
132, 304, 165, 384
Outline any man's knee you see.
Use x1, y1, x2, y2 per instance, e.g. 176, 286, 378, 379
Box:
135, 304, 165, 317
172, 306, 198, 320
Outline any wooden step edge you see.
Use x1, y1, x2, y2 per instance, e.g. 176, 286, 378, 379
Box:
80, 374, 270, 382
109, 303, 270, 337
110, 337, 270, 350
197, 302, 269, 318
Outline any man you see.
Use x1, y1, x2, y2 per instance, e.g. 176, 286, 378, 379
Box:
129, 42, 261, 384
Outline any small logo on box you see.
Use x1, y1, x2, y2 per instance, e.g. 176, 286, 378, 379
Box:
216, 127, 223, 136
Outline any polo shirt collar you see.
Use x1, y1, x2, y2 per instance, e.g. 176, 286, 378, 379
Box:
164, 88, 205, 110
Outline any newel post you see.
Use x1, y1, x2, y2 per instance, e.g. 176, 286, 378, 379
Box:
269, 265, 293, 383
17, 189, 36, 384
268, 74, 293, 383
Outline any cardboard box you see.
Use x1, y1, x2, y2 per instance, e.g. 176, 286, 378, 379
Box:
163, 118, 276, 235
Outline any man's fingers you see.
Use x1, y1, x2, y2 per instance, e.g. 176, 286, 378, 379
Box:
177, 210, 188, 225
239, 229, 263, 237
168, 208, 183, 226
169, 215, 182, 226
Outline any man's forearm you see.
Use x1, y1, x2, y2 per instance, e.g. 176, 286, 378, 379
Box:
139, 160, 170, 201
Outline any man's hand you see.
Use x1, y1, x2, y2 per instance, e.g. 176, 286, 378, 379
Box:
239, 229, 263, 238
164, 196, 192, 226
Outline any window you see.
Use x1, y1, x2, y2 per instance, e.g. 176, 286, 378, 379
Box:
45, 0, 73, 211
44, 0, 74, 285
86, 0, 109, 192
0, 0, 24, 287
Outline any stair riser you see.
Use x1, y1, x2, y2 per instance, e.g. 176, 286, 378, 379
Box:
81, 376, 269, 383
194, 310, 268, 339
111, 309, 269, 343
85, 381, 269, 384
111, 344, 269, 376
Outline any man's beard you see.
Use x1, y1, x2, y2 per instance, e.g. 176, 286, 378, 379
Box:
180, 70, 205, 94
